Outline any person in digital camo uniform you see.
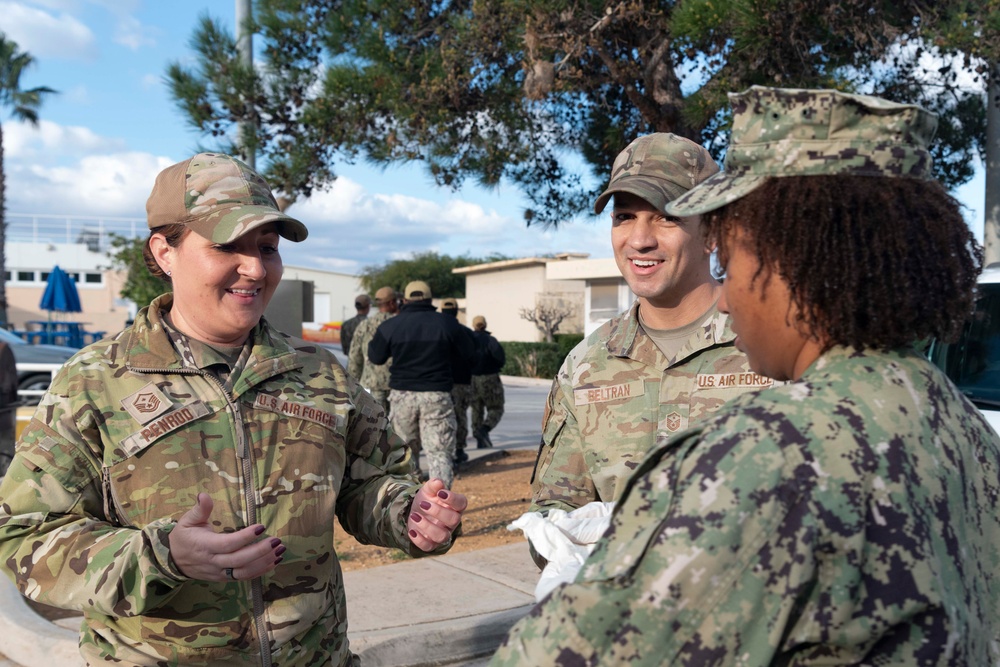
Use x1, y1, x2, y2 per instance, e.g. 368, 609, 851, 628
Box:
530, 132, 768, 527
493, 87, 1000, 665
347, 285, 399, 414
338, 293, 371, 357
0, 153, 467, 667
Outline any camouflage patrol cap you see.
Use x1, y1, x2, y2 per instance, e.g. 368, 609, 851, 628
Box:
404, 280, 432, 300
666, 86, 938, 217
593, 133, 719, 215
146, 152, 309, 243
374, 286, 397, 304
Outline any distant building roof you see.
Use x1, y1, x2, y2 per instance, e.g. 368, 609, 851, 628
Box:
453, 253, 591, 275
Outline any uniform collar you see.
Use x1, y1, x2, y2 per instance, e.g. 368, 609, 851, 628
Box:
606, 300, 737, 368
123, 293, 302, 390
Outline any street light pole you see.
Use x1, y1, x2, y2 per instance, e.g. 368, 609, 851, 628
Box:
235, 0, 255, 169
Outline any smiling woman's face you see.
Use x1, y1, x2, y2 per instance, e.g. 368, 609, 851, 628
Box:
151, 223, 283, 346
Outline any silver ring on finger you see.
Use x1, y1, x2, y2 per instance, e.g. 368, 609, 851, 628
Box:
225, 567, 236, 580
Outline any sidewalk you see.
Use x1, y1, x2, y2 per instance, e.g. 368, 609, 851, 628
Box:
0, 537, 536, 667
0, 376, 548, 666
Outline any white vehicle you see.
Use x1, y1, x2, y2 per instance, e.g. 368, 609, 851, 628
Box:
927, 264, 1000, 434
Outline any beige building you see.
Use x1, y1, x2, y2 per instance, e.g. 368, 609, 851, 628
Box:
454, 253, 634, 342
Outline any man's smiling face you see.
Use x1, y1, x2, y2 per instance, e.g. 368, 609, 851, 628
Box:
611, 192, 713, 310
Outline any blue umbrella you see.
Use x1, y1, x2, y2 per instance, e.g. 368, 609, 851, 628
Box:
39, 265, 82, 315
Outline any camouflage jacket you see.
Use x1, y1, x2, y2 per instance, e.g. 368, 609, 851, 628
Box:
495, 346, 1000, 666
347, 310, 394, 391
0, 294, 431, 667
339, 312, 366, 357
531, 301, 768, 513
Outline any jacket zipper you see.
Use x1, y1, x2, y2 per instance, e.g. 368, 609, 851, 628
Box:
130, 366, 272, 667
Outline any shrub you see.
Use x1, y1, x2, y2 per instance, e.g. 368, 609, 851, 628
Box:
555, 333, 584, 359
500, 341, 564, 380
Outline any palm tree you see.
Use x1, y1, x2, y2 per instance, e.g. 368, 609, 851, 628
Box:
0, 34, 55, 328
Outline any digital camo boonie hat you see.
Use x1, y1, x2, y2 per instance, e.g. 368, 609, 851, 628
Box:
146, 152, 309, 243
666, 86, 938, 217
593, 133, 719, 215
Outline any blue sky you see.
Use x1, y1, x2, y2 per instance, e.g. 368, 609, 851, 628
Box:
1, 0, 988, 275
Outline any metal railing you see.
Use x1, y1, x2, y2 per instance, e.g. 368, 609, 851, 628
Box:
6, 213, 146, 253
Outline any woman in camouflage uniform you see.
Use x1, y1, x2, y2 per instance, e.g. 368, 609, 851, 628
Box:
0, 153, 466, 667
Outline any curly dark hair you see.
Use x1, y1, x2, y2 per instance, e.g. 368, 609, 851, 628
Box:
142, 224, 189, 284
705, 175, 983, 351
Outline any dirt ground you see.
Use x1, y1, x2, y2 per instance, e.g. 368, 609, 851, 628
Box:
336, 449, 536, 571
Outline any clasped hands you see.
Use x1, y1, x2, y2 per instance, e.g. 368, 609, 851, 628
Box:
168, 480, 467, 581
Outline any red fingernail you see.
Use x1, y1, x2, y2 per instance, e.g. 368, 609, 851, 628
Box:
419, 500, 432, 510
254, 525, 266, 536
412, 513, 422, 523
408, 530, 418, 538
275, 545, 287, 557
437, 490, 449, 500
270, 538, 281, 548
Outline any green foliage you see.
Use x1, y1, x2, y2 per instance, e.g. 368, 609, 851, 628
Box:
167, 1, 994, 228
555, 332, 585, 359
500, 341, 563, 380
105, 235, 170, 310
357, 251, 509, 299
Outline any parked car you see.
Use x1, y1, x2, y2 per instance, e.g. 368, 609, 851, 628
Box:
927, 264, 1000, 434
0, 327, 77, 404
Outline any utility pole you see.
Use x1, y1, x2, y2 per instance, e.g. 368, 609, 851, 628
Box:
985, 62, 1000, 265
235, 0, 255, 169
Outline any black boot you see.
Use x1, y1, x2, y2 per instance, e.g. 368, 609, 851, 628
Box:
453, 448, 469, 466
475, 427, 493, 448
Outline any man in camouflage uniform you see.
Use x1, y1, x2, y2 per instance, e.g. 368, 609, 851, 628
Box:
492, 88, 1000, 665
470, 315, 506, 448
339, 293, 370, 357
347, 285, 399, 414
530, 132, 766, 522
0, 152, 465, 667
440, 298, 477, 465
369, 281, 477, 488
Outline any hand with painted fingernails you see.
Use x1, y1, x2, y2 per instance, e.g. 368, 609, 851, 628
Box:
168, 493, 285, 582
407, 478, 468, 552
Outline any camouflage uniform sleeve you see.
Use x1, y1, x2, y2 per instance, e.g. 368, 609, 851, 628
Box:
334, 384, 453, 557
0, 380, 186, 615
493, 412, 805, 665
529, 368, 597, 516
347, 319, 367, 379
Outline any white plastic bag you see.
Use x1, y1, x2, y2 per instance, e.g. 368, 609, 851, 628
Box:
507, 501, 614, 602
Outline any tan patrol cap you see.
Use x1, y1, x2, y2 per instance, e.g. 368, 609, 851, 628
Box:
404, 280, 432, 300
472, 315, 487, 330
374, 286, 397, 303
146, 152, 308, 243
441, 298, 459, 310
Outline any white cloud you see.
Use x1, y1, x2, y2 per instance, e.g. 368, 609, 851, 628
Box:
113, 13, 155, 51
0, 1, 98, 61
5, 118, 124, 159
8, 151, 168, 218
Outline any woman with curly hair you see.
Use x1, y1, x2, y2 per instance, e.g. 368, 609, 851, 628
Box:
492, 87, 1000, 666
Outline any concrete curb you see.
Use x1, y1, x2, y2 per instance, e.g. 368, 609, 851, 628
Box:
0, 575, 82, 667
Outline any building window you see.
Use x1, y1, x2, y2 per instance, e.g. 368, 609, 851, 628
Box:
40, 272, 50, 282
84, 272, 103, 284
17, 271, 34, 282
589, 281, 620, 322
3, 271, 9, 281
